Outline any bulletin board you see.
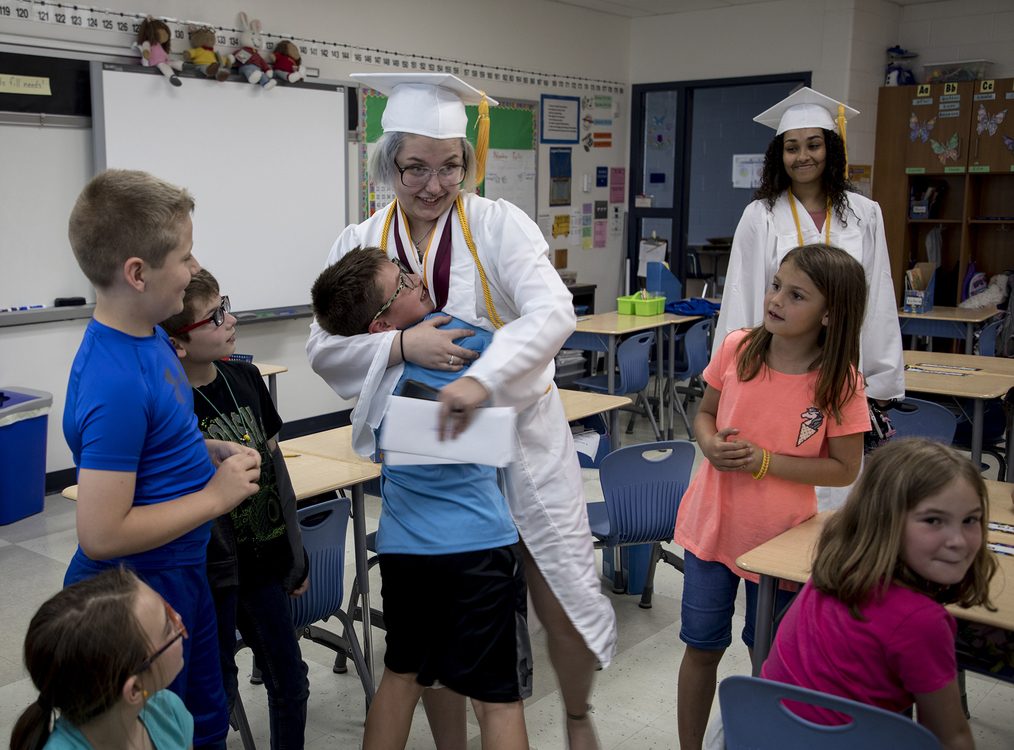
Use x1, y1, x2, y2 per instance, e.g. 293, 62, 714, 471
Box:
361, 89, 538, 221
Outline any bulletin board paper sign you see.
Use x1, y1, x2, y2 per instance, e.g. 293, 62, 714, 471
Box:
732, 154, 764, 189
552, 214, 570, 238
541, 95, 580, 143
593, 221, 607, 248
594, 201, 607, 220
638, 239, 667, 277
0, 74, 51, 95
549, 147, 572, 178
610, 167, 625, 203
583, 203, 592, 214
582, 237, 593, 250
596, 167, 608, 187
485, 149, 536, 220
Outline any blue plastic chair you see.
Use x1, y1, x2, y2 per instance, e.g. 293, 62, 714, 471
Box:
719, 675, 941, 749
978, 319, 1002, 356
888, 397, 958, 445
575, 331, 662, 441
586, 441, 694, 608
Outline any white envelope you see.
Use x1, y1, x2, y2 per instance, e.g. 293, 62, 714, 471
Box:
379, 396, 517, 467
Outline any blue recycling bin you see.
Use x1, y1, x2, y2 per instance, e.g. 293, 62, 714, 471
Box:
0, 387, 53, 525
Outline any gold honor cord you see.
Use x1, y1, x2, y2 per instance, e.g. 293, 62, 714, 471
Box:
379, 198, 504, 328
787, 186, 831, 246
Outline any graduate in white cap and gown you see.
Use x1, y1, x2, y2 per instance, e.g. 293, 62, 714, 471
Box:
714, 87, 904, 512
306, 73, 616, 749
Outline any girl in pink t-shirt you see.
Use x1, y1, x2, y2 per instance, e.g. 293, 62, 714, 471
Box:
675, 243, 871, 750
762, 438, 997, 750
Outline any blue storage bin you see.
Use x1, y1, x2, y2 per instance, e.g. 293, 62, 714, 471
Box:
0, 387, 53, 525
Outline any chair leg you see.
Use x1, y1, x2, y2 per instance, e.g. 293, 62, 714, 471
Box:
231, 692, 258, 750
669, 380, 695, 440
638, 390, 662, 441
250, 654, 263, 685
639, 542, 661, 609
611, 547, 626, 594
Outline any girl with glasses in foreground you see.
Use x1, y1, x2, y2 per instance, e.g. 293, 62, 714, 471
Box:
11, 567, 194, 750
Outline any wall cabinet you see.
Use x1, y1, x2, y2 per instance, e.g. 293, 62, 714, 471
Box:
873, 79, 1014, 306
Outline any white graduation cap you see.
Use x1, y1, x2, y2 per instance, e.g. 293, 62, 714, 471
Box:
350, 72, 498, 140
753, 87, 858, 136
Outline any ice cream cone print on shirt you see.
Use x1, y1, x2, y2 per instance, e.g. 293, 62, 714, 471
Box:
797, 406, 824, 447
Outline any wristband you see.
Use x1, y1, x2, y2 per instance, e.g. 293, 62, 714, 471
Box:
752, 448, 770, 480
399, 330, 406, 363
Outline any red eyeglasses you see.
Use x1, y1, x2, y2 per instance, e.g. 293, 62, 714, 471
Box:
133, 596, 188, 675
176, 296, 231, 334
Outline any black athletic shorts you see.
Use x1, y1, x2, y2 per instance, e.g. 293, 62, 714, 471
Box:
378, 543, 533, 702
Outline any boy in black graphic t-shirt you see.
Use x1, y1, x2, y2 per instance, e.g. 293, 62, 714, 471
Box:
162, 269, 309, 750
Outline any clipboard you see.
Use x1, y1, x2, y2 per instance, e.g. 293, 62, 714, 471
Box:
637, 237, 668, 277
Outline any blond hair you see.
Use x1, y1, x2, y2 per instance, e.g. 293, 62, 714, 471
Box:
735, 243, 866, 424
812, 438, 997, 619
68, 170, 194, 289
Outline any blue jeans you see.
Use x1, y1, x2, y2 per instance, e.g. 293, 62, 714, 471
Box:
213, 579, 309, 750
679, 549, 796, 651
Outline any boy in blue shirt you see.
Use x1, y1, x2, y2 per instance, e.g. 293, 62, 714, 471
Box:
161, 268, 310, 750
63, 169, 262, 749
311, 246, 532, 750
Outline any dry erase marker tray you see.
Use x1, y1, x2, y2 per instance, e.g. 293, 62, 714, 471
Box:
617, 294, 665, 316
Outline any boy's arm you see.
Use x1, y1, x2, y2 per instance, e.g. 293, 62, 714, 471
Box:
75, 450, 260, 560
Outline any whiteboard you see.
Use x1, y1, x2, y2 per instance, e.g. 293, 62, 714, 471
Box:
95, 64, 346, 311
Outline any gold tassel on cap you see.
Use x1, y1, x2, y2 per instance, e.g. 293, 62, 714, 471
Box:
837, 102, 849, 179
474, 92, 490, 188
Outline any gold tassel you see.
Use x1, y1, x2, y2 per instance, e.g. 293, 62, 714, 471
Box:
474, 92, 490, 188
837, 102, 848, 179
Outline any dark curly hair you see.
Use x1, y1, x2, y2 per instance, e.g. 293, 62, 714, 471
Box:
752, 129, 856, 226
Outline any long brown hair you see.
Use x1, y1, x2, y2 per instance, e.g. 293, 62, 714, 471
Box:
811, 438, 997, 620
10, 568, 151, 750
735, 243, 866, 423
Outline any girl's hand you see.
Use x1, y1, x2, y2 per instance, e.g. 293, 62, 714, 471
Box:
702, 427, 755, 471
402, 316, 479, 371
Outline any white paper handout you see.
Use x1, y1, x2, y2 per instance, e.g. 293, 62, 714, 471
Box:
380, 396, 517, 467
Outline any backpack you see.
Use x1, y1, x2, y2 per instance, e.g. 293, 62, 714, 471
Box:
997, 273, 1014, 357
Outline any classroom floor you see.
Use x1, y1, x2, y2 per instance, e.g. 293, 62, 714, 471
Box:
1, 403, 1012, 749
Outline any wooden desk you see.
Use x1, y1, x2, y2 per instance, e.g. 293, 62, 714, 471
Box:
904, 350, 1014, 465
557, 389, 631, 422
255, 363, 288, 407
898, 306, 999, 355
567, 311, 701, 447
738, 480, 1014, 676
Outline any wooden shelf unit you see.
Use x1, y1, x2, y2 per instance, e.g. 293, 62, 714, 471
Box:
873, 79, 1014, 307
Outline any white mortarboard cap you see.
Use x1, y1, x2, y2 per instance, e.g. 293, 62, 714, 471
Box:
753, 87, 859, 136
350, 73, 498, 139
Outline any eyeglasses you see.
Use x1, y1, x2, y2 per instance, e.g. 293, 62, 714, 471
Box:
395, 162, 466, 188
372, 260, 415, 323
133, 597, 188, 676
176, 296, 231, 334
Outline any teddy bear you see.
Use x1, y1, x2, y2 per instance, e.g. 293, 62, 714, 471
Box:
134, 16, 183, 87
182, 25, 231, 82
270, 40, 306, 83
232, 13, 276, 90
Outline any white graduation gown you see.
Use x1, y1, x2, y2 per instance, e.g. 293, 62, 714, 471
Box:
306, 192, 618, 667
714, 191, 905, 510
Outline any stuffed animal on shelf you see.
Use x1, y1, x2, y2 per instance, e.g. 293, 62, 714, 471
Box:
182, 25, 231, 82
134, 15, 183, 87
232, 13, 276, 90
270, 40, 306, 83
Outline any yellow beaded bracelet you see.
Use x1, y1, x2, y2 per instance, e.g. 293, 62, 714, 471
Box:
752, 448, 770, 480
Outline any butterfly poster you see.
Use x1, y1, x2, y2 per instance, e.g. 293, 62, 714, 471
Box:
976, 104, 1008, 137
910, 113, 936, 142
930, 133, 960, 165
1003, 135, 1014, 157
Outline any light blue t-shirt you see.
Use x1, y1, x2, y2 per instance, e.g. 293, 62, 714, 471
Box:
45, 689, 193, 749
377, 315, 519, 555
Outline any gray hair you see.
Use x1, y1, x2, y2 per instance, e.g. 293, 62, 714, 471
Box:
368, 131, 477, 193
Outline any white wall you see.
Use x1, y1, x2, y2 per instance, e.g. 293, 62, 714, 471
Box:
0, 0, 632, 473
898, 0, 1014, 82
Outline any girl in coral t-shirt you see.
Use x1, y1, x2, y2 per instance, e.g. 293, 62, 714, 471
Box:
674, 243, 871, 750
